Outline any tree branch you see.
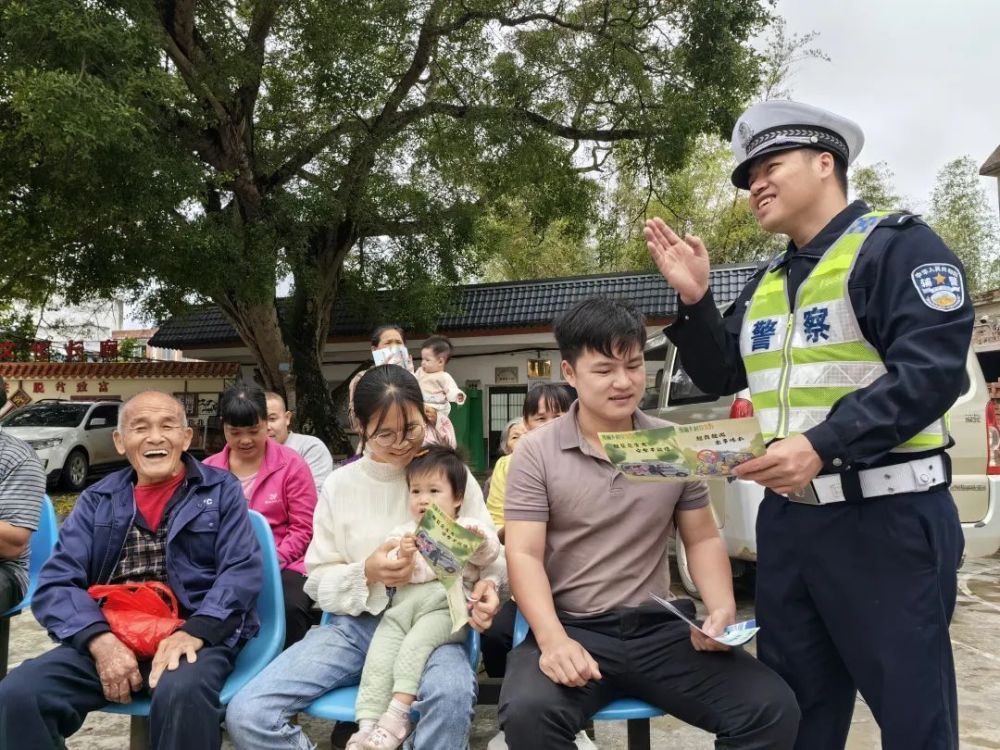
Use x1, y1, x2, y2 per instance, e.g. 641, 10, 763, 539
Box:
157, 23, 231, 125
357, 199, 482, 239
327, 1, 448, 231
237, 0, 283, 122
374, 0, 446, 125
262, 118, 369, 190
392, 102, 661, 142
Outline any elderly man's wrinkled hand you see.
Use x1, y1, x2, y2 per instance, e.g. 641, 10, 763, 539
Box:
89, 632, 142, 704
149, 631, 203, 689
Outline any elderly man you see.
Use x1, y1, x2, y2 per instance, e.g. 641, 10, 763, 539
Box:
0, 376, 46, 612
0, 391, 263, 750
265, 390, 334, 493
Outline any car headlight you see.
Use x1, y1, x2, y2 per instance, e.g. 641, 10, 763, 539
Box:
27, 437, 64, 450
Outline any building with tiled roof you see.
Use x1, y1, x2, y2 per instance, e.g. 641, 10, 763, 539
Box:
151, 266, 758, 349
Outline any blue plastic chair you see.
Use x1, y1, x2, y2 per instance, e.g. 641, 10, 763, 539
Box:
101, 510, 285, 749
513, 609, 663, 750
0, 494, 58, 677
302, 610, 481, 723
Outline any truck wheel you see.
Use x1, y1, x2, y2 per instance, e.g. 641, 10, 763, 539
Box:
674, 529, 701, 599
61, 449, 89, 491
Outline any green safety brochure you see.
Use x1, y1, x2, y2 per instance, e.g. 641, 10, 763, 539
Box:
598, 417, 766, 481
414, 503, 485, 631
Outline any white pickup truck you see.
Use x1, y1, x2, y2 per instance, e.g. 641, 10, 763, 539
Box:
641, 332, 1000, 596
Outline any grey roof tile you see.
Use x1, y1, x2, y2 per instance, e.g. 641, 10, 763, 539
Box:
150, 266, 760, 349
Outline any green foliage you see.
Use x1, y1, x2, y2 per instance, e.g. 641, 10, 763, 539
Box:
0, 308, 38, 361
473, 199, 597, 282
118, 336, 138, 361
756, 17, 830, 101
2, 0, 775, 297
1, 0, 776, 440
597, 135, 783, 272
928, 157, 1000, 294
850, 161, 903, 211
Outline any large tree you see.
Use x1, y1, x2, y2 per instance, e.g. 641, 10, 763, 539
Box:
1, 0, 772, 449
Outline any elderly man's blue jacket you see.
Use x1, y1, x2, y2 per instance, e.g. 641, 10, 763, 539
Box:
33, 454, 262, 652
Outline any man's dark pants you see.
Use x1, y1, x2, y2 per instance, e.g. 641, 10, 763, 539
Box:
755, 487, 963, 750
481, 599, 517, 677
498, 602, 799, 750
0, 642, 237, 750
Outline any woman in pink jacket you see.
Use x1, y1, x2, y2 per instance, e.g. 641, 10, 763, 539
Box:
205, 382, 319, 647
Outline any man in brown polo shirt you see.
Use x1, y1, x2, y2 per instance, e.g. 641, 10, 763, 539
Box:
499, 297, 798, 750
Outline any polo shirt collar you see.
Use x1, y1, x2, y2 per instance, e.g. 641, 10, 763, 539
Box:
557, 399, 655, 456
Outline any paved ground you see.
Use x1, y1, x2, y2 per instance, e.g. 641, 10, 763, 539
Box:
7, 553, 1000, 749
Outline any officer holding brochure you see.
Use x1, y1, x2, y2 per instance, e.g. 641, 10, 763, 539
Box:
646, 99, 972, 750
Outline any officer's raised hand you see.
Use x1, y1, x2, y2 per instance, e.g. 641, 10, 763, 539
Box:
732, 434, 823, 497
643, 217, 711, 305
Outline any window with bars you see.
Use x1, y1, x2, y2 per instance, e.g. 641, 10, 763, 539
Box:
488, 386, 527, 462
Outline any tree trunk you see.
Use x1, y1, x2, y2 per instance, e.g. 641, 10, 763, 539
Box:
280, 228, 357, 456
283, 295, 353, 456
216, 296, 289, 396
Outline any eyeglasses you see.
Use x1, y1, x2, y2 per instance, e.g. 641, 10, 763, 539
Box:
367, 423, 425, 448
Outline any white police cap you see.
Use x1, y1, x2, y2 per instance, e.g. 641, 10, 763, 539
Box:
730, 100, 864, 189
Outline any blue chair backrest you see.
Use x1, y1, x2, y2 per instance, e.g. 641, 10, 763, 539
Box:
29, 496, 58, 581
226, 511, 285, 687
513, 608, 529, 647
4, 494, 58, 616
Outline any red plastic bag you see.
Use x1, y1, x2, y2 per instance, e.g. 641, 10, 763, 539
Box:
87, 582, 185, 659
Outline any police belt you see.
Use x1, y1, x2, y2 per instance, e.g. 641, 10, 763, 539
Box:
785, 454, 948, 505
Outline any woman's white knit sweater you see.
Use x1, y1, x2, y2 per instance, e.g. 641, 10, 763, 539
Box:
303, 454, 506, 616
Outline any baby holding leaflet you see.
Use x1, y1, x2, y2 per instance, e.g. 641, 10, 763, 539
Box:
348, 446, 501, 750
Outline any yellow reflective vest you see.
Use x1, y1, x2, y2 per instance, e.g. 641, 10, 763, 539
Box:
739, 211, 948, 450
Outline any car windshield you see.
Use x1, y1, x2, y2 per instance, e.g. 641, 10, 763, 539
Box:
0, 403, 89, 428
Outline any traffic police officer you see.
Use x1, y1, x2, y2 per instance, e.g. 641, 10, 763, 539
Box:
644, 100, 972, 750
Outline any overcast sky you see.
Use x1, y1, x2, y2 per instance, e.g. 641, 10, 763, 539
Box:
775, 0, 999, 212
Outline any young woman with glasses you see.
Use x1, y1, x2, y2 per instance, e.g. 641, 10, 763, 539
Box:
226, 365, 505, 750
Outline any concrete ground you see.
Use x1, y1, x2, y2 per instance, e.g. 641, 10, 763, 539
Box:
6, 554, 1000, 749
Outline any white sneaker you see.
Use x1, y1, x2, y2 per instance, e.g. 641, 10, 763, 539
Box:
486, 730, 598, 749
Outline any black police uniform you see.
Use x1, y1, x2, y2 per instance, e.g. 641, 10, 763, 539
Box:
666, 199, 972, 750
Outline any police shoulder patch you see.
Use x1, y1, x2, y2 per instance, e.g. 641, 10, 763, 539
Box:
910, 263, 964, 312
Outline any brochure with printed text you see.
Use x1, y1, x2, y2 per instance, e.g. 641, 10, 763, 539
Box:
599, 417, 766, 480
372, 344, 414, 373
414, 503, 485, 631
